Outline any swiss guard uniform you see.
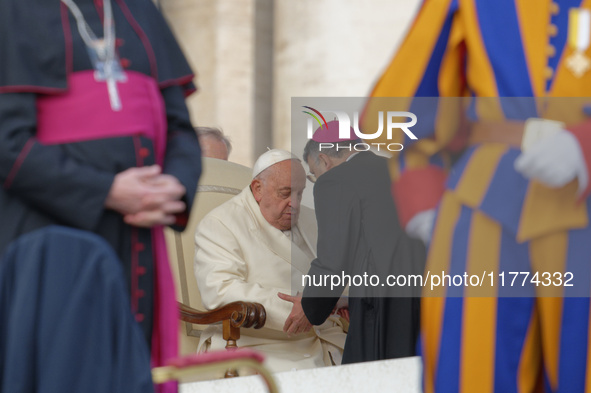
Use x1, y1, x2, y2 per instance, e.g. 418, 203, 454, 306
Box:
0, 1, 201, 392
364, 1, 591, 392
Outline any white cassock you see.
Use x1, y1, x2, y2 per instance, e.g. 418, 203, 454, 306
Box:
194, 187, 347, 372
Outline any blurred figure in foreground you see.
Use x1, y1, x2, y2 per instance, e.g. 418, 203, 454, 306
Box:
0, 226, 154, 393
364, 1, 591, 392
0, 1, 202, 392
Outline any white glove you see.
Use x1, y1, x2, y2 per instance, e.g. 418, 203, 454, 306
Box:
514, 129, 588, 193
405, 209, 436, 246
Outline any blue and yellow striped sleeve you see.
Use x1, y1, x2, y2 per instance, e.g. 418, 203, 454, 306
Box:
362, 0, 465, 226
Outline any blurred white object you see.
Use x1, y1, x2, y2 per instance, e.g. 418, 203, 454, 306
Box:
405, 209, 436, 245
181, 356, 422, 393
515, 129, 588, 193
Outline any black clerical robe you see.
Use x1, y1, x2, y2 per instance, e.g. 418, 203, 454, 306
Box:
302, 151, 426, 363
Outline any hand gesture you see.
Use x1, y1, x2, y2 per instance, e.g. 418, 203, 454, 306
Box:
105, 165, 186, 227
277, 292, 312, 337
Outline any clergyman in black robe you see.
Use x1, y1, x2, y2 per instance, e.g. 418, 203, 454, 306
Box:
0, 1, 202, 386
300, 121, 426, 364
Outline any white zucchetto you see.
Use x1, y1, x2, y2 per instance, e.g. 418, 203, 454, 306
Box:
252, 149, 299, 179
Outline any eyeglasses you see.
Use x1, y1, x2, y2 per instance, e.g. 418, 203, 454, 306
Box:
306, 173, 317, 183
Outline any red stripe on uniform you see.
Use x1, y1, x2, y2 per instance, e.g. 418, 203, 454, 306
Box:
4, 138, 35, 190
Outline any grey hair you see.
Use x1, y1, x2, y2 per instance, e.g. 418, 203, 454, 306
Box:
302, 138, 362, 163
195, 126, 232, 155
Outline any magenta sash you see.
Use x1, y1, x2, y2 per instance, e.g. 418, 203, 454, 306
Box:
37, 71, 178, 393
37, 70, 166, 161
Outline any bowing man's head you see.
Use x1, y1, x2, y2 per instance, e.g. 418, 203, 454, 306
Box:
303, 120, 361, 183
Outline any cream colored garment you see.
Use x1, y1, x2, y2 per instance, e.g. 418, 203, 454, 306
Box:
194, 187, 347, 372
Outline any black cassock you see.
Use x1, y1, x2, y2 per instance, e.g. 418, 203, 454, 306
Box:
302, 151, 426, 363
0, 0, 201, 347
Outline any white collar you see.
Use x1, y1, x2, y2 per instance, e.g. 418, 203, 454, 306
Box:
346, 152, 360, 162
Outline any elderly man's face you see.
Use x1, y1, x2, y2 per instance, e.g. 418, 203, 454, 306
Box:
252, 160, 306, 231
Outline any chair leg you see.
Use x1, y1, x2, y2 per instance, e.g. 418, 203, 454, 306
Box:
223, 319, 240, 377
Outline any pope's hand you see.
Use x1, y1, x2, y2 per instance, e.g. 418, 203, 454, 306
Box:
278, 292, 312, 337
514, 130, 588, 193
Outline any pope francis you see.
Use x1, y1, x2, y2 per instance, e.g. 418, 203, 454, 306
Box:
194, 149, 347, 372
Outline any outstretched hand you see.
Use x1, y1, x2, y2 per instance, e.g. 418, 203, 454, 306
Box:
277, 292, 312, 337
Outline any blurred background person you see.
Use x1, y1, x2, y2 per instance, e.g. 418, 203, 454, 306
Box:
196, 126, 232, 161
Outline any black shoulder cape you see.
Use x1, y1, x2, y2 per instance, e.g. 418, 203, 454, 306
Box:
0, 0, 195, 95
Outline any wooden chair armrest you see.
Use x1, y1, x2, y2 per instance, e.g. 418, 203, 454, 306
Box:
178, 301, 266, 330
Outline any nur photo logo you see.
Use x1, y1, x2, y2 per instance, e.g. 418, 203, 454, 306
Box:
302, 106, 418, 152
